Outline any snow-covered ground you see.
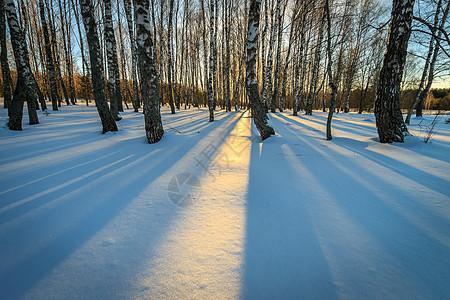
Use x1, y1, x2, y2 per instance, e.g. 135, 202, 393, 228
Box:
0, 102, 449, 299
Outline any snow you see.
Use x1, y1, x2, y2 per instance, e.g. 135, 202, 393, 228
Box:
0, 102, 449, 299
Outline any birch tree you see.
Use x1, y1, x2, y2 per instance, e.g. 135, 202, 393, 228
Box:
247, 0, 275, 140
325, 0, 338, 140
374, 0, 415, 143
134, 0, 164, 143
39, 0, 58, 111
0, 0, 12, 109
104, 0, 122, 120
124, 0, 140, 112
167, 0, 176, 114
305, 2, 325, 115
80, 0, 118, 133
4, 0, 40, 130
208, 0, 215, 121
407, 0, 449, 121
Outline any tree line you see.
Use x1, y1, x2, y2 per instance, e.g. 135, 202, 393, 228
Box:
0, 0, 448, 142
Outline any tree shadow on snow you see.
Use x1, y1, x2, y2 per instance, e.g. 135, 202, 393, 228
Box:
0, 111, 244, 299
242, 135, 338, 299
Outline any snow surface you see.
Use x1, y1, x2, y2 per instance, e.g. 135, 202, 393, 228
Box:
0, 102, 449, 299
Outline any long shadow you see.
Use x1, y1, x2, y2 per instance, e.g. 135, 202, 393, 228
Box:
0, 150, 138, 222
0, 111, 245, 299
242, 133, 338, 299
297, 143, 450, 298
335, 137, 450, 197
277, 120, 450, 237
270, 113, 324, 136
162, 109, 206, 124
275, 113, 375, 138
401, 137, 450, 164
267, 117, 450, 297
0, 135, 100, 166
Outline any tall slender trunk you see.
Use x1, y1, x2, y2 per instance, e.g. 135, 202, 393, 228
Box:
262, 0, 280, 108
325, 0, 337, 140
39, 0, 58, 111
61, 0, 76, 105
0, 0, 12, 109
200, 0, 210, 111
80, 0, 118, 133
167, 0, 176, 114
47, 2, 69, 106
124, 0, 140, 112
233, 51, 245, 111
208, 0, 215, 121
104, 0, 122, 120
247, 0, 275, 140
212, 0, 218, 110
72, 0, 90, 105
293, 2, 308, 116
280, 2, 297, 113
305, 5, 325, 115
414, 1, 448, 118
270, 1, 286, 113
225, 2, 231, 112
158, 0, 164, 104
116, 0, 127, 110
134, 0, 164, 143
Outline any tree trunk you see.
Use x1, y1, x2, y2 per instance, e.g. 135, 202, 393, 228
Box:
280, 2, 297, 113
293, 1, 308, 116
72, 0, 90, 106
374, 0, 414, 143
414, 1, 448, 118
325, 0, 338, 140
225, 2, 231, 112
247, 0, 275, 140
134, 0, 164, 143
167, 0, 176, 114
208, 0, 215, 121
104, 0, 122, 120
0, 0, 12, 109
270, 1, 286, 113
200, 0, 210, 112
305, 5, 325, 115
124, 0, 140, 112
80, 0, 118, 133
39, 0, 58, 111
4, 0, 39, 129
262, 0, 280, 109
212, 0, 218, 110
60, 0, 76, 105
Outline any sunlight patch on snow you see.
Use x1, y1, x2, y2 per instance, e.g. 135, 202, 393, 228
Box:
134, 112, 252, 299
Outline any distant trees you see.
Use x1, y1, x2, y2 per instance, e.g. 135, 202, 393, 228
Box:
406, 0, 449, 123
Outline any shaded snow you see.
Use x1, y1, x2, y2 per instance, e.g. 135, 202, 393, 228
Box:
0, 103, 449, 299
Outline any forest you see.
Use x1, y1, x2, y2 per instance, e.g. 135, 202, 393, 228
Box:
0, 0, 450, 299
0, 0, 448, 142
